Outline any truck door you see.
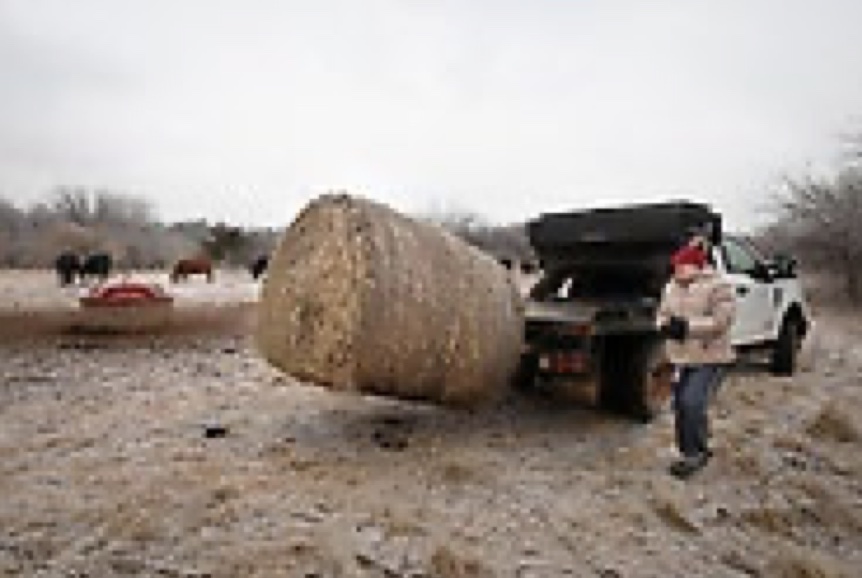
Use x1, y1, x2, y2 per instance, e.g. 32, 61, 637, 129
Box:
718, 238, 774, 345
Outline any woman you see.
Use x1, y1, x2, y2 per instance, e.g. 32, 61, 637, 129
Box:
657, 244, 736, 479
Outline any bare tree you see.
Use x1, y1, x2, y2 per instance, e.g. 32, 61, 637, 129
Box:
840, 130, 862, 162
49, 187, 154, 227
0, 196, 23, 240
421, 209, 534, 264
0, 196, 24, 266
50, 187, 93, 225
93, 191, 153, 226
773, 167, 862, 303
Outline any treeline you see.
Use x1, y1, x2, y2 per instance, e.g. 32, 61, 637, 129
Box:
11, 166, 858, 303
760, 137, 862, 303
0, 188, 278, 269
421, 210, 535, 266
0, 188, 532, 272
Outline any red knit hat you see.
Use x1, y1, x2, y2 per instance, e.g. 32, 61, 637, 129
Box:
671, 245, 707, 269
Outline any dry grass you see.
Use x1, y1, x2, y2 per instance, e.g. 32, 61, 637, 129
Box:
648, 487, 701, 535
0, 303, 254, 342
3, 270, 862, 577
765, 544, 852, 578
806, 402, 861, 443
439, 458, 478, 485
429, 544, 493, 578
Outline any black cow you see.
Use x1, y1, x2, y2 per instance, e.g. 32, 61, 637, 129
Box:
250, 255, 269, 281
80, 253, 113, 283
54, 252, 81, 286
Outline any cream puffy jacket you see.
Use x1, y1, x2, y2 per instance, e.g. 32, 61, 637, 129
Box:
657, 268, 737, 366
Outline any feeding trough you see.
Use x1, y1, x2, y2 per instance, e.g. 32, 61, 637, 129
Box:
74, 280, 174, 333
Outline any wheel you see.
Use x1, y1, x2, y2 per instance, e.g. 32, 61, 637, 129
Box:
771, 317, 802, 376
600, 336, 673, 422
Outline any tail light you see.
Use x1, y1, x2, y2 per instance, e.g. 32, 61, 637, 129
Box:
540, 351, 590, 374
560, 323, 592, 337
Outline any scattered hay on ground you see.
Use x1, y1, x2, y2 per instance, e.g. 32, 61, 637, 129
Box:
764, 544, 852, 578
806, 402, 860, 443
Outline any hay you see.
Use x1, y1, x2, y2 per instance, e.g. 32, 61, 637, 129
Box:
429, 544, 492, 578
765, 545, 851, 578
806, 402, 860, 443
256, 194, 524, 406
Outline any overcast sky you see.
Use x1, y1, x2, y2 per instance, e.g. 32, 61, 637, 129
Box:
2, 0, 861, 230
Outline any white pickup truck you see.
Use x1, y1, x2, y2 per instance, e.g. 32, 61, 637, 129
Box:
519, 202, 812, 421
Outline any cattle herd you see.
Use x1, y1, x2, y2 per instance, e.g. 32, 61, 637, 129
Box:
53, 251, 270, 286
53, 251, 113, 286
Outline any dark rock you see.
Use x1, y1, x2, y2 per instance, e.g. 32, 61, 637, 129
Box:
203, 423, 229, 439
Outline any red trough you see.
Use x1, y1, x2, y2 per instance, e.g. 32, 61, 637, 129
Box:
80, 281, 173, 308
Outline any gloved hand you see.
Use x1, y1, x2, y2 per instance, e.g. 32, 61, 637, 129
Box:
659, 315, 689, 341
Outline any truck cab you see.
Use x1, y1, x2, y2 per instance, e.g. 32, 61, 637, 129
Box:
716, 236, 810, 374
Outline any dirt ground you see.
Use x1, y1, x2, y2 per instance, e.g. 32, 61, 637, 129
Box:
1, 271, 860, 577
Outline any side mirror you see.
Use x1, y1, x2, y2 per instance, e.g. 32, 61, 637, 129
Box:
774, 255, 798, 278
748, 261, 775, 282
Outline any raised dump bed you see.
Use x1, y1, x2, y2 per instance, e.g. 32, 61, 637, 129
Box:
530, 202, 720, 279
528, 201, 721, 298
530, 201, 721, 250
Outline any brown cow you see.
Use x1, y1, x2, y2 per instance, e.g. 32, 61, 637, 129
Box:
170, 257, 214, 283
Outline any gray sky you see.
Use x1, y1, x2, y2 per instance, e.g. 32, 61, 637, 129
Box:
2, 0, 861, 230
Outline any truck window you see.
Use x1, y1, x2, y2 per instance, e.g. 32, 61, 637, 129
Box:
722, 238, 758, 275
529, 268, 566, 300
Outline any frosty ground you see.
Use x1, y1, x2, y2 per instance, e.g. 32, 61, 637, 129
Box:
1, 271, 860, 577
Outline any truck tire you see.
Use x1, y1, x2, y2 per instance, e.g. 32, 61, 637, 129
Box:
771, 317, 803, 376
512, 353, 538, 391
600, 336, 673, 422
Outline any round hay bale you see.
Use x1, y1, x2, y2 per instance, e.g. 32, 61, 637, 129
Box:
255, 194, 524, 406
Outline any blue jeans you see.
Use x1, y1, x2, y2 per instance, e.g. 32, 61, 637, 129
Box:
673, 365, 726, 458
